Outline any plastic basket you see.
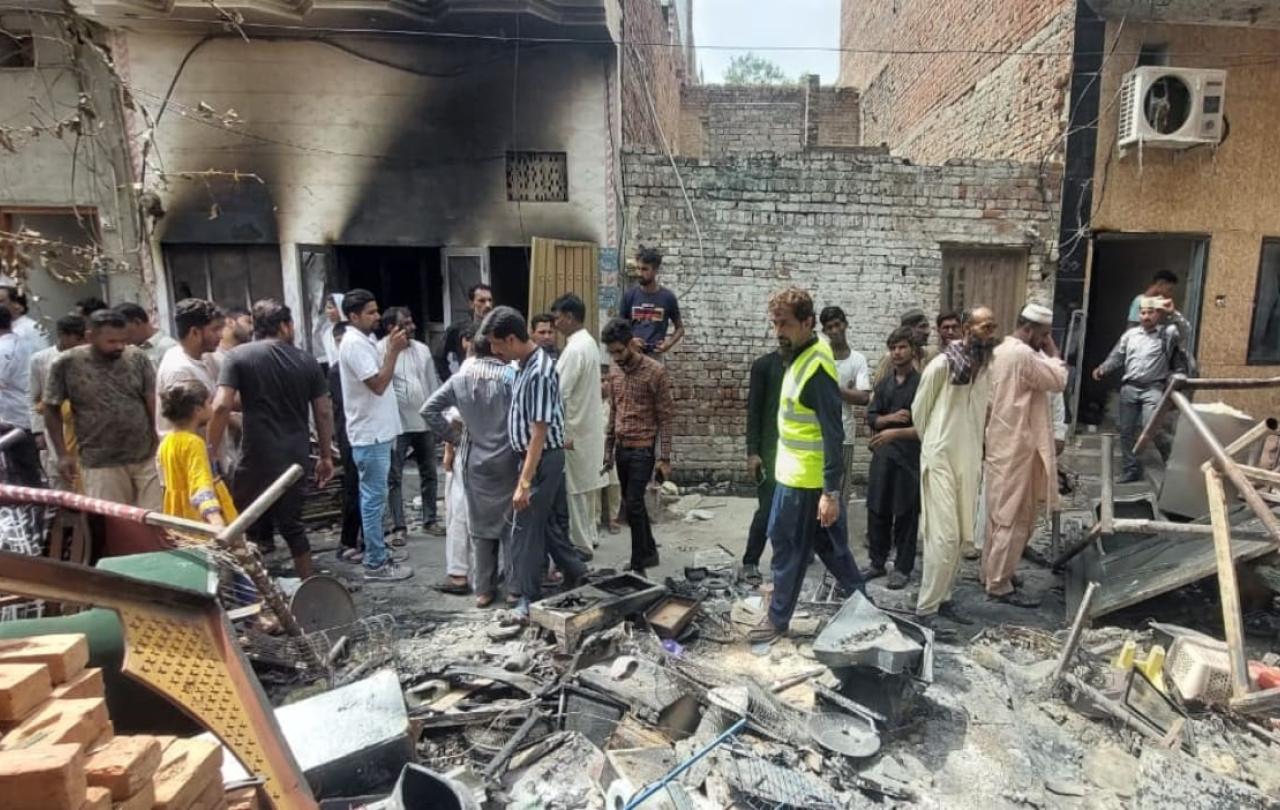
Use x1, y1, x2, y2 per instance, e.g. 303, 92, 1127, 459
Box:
1167, 635, 1233, 705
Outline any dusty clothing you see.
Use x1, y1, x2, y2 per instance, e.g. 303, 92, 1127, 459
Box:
156, 430, 237, 524
981, 337, 1066, 596
912, 352, 992, 616
45, 345, 156, 468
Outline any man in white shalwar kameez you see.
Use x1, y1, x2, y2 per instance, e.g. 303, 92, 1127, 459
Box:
552, 293, 606, 560
912, 307, 999, 625
981, 304, 1067, 606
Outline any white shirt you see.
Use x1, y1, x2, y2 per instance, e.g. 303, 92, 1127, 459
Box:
155, 345, 217, 435
835, 350, 871, 445
378, 337, 438, 434
141, 333, 179, 370
339, 329, 402, 447
12, 315, 49, 358
0, 332, 32, 429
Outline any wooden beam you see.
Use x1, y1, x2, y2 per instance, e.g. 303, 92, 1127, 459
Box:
1241, 465, 1280, 488
1206, 468, 1251, 701
1231, 686, 1280, 716
1201, 418, 1279, 473
1099, 433, 1114, 534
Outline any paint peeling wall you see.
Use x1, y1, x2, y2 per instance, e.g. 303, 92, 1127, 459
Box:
0, 12, 145, 320
1091, 21, 1280, 415
119, 33, 614, 318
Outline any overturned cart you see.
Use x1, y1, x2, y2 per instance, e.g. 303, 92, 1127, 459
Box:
1060, 372, 1280, 715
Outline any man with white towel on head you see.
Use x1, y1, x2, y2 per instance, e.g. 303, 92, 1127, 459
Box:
980, 302, 1066, 607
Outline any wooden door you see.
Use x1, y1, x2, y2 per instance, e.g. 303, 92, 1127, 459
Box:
941, 247, 1029, 334
529, 237, 599, 339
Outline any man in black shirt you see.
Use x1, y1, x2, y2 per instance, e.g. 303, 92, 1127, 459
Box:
866, 327, 923, 590
743, 349, 783, 585
208, 299, 335, 579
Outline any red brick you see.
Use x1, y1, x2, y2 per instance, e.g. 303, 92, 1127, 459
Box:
108, 779, 153, 810
85, 736, 162, 800
0, 662, 53, 723
0, 742, 86, 810
0, 635, 90, 685
0, 697, 110, 751
51, 668, 104, 701
81, 786, 111, 810
152, 739, 222, 810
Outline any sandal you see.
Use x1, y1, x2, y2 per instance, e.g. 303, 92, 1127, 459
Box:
435, 576, 471, 595
337, 548, 364, 564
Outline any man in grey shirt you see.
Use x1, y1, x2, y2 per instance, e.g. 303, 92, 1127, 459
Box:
1093, 295, 1191, 483
380, 307, 443, 542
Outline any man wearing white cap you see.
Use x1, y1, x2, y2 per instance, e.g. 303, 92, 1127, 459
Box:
1092, 295, 1190, 482
981, 303, 1067, 606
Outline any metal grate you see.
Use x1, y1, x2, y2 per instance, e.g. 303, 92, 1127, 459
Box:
1118, 71, 1138, 144
506, 151, 569, 202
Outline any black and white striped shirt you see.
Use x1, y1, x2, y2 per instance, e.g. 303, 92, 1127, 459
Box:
508, 346, 566, 454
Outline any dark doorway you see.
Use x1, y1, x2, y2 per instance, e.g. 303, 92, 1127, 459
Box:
332, 246, 442, 336
1076, 234, 1207, 425
490, 246, 531, 316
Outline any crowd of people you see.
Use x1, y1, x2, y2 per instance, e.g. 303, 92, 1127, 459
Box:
0, 248, 1191, 634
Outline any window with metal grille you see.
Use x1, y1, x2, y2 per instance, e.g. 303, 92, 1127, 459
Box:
1248, 239, 1280, 365
0, 33, 33, 68
505, 151, 568, 202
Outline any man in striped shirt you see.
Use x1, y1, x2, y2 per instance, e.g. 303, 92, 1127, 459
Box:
482, 306, 587, 621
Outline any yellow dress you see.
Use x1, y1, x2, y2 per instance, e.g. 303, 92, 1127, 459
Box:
156, 430, 238, 524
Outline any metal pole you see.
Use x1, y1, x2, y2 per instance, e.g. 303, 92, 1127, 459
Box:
1132, 375, 1183, 455
1179, 376, 1280, 391
1053, 581, 1098, 684
623, 717, 748, 810
1099, 434, 1114, 533
214, 465, 311, 646
1169, 391, 1280, 543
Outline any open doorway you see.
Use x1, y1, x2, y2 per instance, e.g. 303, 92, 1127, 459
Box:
490, 246, 531, 316
1076, 233, 1208, 425
331, 246, 442, 335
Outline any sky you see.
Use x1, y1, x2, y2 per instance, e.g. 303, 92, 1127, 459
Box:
691, 0, 841, 84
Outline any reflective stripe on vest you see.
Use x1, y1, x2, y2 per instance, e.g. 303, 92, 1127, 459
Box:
774, 338, 835, 489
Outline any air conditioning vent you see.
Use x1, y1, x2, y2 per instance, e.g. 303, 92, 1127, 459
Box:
1117, 66, 1226, 150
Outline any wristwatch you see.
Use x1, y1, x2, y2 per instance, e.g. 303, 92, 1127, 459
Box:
518, 478, 533, 492
822, 490, 841, 501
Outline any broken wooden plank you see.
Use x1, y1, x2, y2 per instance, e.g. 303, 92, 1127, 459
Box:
1230, 686, 1280, 716
1206, 467, 1251, 701
1201, 418, 1279, 473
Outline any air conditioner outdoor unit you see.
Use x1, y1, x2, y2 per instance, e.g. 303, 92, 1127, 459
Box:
1117, 66, 1226, 150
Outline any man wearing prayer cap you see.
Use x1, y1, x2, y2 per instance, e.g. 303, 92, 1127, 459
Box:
980, 302, 1067, 607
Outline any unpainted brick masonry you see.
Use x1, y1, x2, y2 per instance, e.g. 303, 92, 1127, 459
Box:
623, 148, 1061, 482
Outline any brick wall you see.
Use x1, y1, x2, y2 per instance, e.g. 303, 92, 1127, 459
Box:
622, 0, 684, 149
623, 148, 1060, 482
839, 0, 1074, 164
677, 80, 861, 158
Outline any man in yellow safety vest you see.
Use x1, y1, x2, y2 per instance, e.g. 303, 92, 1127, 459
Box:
748, 288, 865, 644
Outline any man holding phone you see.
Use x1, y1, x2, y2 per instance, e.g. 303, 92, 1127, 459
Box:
601, 318, 674, 577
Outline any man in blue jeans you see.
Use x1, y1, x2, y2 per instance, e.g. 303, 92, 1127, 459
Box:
339, 289, 413, 581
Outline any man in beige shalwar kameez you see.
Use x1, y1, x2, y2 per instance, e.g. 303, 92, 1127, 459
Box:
981, 304, 1067, 606
913, 307, 999, 625
553, 293, 606, 560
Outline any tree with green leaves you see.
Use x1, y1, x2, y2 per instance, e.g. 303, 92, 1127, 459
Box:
723, 52, 791, 85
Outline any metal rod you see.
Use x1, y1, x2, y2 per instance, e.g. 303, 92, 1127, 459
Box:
1178, 376, 1280, 391
1132, 375, 1183, 455
1109, 519, 1274, 539
1053, 522, 1102, 570
1054, 581, 1098, 684
1206, 468, 1252, 700
483, 708, 544, 782
623, 717, 748, 810
1170, 391, 1280, 544
1099, 434, 1114, 533
213, 465, 310, 645
144, 511, 220, 538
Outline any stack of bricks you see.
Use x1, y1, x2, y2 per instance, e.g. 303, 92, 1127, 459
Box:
0, 633, 242, 810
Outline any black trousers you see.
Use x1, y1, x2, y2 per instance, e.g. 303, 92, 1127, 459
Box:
232, 463, 311, 556
2, 429, 44, 488
616, 445, 657, 568
389, 430, 438, 529
511, 448, 586, 604
744, 474, 776, 566
339, 438, 361, 550
867, 508, 919, 575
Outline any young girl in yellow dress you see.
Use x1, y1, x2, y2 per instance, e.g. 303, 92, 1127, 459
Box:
156, 381, 237, 528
